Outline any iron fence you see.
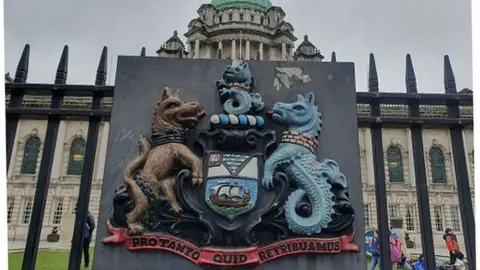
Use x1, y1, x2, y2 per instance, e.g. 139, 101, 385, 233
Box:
4, 44, 475, 270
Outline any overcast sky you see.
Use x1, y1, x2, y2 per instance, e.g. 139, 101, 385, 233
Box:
4, 0, 472, 92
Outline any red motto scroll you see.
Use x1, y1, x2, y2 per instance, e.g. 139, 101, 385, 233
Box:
103, 221, 360, 267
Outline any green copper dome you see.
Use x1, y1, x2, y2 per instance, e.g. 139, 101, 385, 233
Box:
211, 0, 273, 11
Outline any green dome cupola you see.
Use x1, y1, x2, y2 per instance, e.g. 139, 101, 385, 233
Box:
211, 0, 273, 12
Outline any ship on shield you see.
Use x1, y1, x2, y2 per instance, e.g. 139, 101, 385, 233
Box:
102, 61, 359, 268
204, 153, 259, 220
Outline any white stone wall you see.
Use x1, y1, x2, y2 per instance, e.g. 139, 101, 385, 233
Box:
360, 127, 474, 252
7, 120, 109, 242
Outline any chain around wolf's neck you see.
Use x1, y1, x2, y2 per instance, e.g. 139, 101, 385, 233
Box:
151, 127, 187, 147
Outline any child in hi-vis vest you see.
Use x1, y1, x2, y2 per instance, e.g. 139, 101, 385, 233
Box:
443, 228, 465, 265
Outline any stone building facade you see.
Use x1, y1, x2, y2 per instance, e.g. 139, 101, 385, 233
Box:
6, 0, 474, 252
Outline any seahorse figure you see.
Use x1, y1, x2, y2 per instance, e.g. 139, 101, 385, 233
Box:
217, 62, 264, 115
262, 92, 348, 235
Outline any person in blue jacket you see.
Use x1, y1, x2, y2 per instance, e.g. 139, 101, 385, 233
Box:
369, 230, 381, 270
413, 254, 425, 270
83, 210, 95, 269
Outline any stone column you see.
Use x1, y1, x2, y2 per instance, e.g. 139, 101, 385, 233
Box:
217, 40, 223, 59
281, 43, 287, 60
231, 39, 236, 60
186, 43, 191, 58
405, 128, 416, 187
364, 128, 375, 186
259, 42, 264, 60
194, 39, 200, 59
95, 122, 110, 180
50, 120, 67, 179
245, 40, 250, 60
218, 40, 223, 51
205, 41, 212, 59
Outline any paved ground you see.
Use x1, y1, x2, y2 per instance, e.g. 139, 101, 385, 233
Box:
406, 246, 451, 258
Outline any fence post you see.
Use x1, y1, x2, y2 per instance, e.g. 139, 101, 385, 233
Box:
21, 45, 68, 270
67, 46, 107, 270
331, 51, 336, 63
6, 44, 29, 169
405, 53, 436, 269
443, 55, 476, 266
95, 47, 108, 86
368, 53, 392, 270
140, 47, 146, 57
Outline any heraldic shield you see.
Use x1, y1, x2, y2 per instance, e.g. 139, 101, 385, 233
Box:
204, 152, 259, 220
102, 62, 360, 268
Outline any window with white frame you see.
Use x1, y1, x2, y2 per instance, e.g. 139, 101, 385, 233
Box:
405, 205, 415, 231
364, 204, 370, 227
52, 198, 64, 225
450, 205, 461, 232
7, 197, 15, 224
434, 205, 444, 232
22, 198, 33, 224
388, 204, 399, 218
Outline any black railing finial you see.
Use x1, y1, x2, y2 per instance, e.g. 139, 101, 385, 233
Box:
217, 48, 223, 60
368, 53, 379, 92
95, 46, 108, 86
444, 55, 457, 93
405, 54, 417, 93
331, 51, 337, 63
54, 45, 69, 84
14, 44, 30, 84
140, 47, 146, 57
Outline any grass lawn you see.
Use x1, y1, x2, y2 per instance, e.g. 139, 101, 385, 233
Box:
8, 248, 94, 270
8, 249, 371, 269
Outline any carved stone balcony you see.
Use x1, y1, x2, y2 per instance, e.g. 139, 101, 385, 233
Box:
10, 174, 37, 183
387, 182, 411, 191
429, 183, 454, 192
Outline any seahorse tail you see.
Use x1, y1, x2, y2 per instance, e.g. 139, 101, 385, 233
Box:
223, 91, 252, 115
284, 180, 335, 235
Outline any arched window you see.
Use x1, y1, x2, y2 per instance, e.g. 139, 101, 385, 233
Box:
67, 138, 86, 176
20, 137, 41, 174
387, 146, 404, 183
22, 198, 33, 224
429, 147, 446, 184
52, 199, 63, 225
434, 206, 444, 231
7, 197, 15, 224
405, 206, 415, 231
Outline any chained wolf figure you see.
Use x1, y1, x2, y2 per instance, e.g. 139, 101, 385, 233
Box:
216, 62, 264, 115
122, 87, 206, 236
263, 92, 349, 235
